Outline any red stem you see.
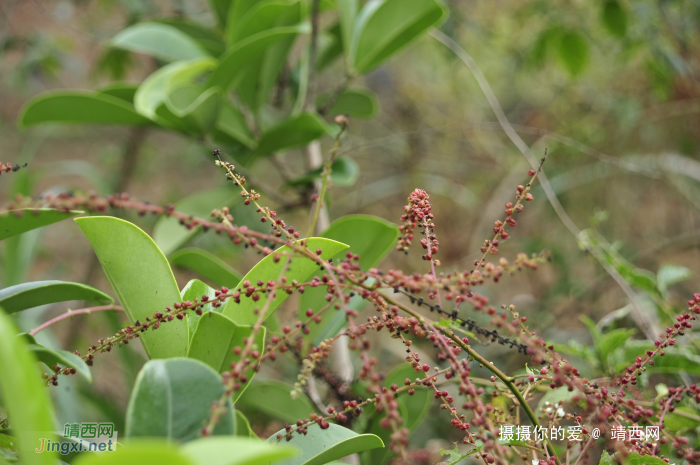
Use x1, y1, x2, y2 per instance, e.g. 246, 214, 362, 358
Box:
30, 305, 124, 336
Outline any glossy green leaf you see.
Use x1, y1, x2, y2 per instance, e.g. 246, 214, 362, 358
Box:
208, 25, 309, 93
171, 248, 243, 289
183, 436, 297, 465
154, 187, 236, 256
285, 157, 360, 188
222, 237, 348, 325
361, 364, 431, 465
256, 113, 330, 156
558, 30, 589, 76
27, 340, 92, 382
601, 0, 627, 38
657, 264, 692, 295
267, 423, 384, 465
0, 306, 56, 465
0, 280, 112, 314
110, 23, 209, 62
187, 311, 265, 401
76, 217, 187, 359
316, 23, 344, 70
234, 411, 257, 438
20, 92, 152, 127
160, 85, 220, 135
350, 0, 447, 74
226, 0, 301, 45
0, 208, 82, 241
596, 328, 635, 368
208, 0, 234, 30
73, 441, 194, 465
0, 433, 18, 462
318, 89, 377, 118
134, 58, 217, 124
126, 358, 235, 441
300, 216, 398, 344
237, 380, 317, 423
181, 279, 220, 343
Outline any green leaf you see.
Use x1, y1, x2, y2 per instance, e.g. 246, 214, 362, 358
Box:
0, 307, 56, 465
215, 101, 256, 149
187, 311, 265, 401
621, 341, 700, 375
153, 187, 236, 256
182, 436, 297, 465
110, 23, 209, 62
157, 19, 227, 57
0, 433, 18, 462
225, 0, 301, 45
596, 328, 636, 369
558, 30, 589, 76
76, 217, 187, 359
349, 0, 447, 74
171, 248, 243, 289
97, 82, 139, 103
599, 451, 615, 465
256, 113, 330, 156
181, 279, 220, 342
222, 238, 348, 325
266, 423, 384, 465
72, 441, 194, 465
237, 380, 317, 424
622, 452, 668, 465
300, 216, 398, 344
657, 264, 692, 295
361, 364, 431, 465
601, 0, 627, 38
26, 340, 92, 382
234, 411, 257, 438
208, 0, 234, 30
134, 58, 217, 124
0, 208, 82, 241
126, 358, 235, 441
317, 88, 378, 118
337, 0, 358, 58
208, 25, 310, 93
20, 92, 152, 127
439, 443, 482, 465
285, 157, 360, 188
664, 406, 700, 432
0, 280, 112, 314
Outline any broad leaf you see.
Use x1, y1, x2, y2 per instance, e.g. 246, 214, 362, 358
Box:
72, 441, 194, 465
317, 88, 378, 118
76, 217, 187, 359
255, 113, 330, 156
181, 279, 219, 342
237, 380, 317, 424
222, 238, 348, 325
267, 423, 384, 465
187, 311, 265, 402
97, 82, 139, 103
622, 452, 668, 465
171, 248, 243, 288
153, 187, 236, 256
300, 216, 398, 344
0, 307, 56, 465
126, 358, 235, 441
134, 58, 217, 124
157, 19, 227, 56
620, 341, 700, 375
20, 92, 152, 126
350, 0, 447, 74
182, 436, 297, 465
208, 25, 309, 93
215, 101, 256, 149
0, 208, 82, 241
234, 411, 257, 438
0, 280, 112, 314
110, 23, 209, 62
26, 339, 92, 382
337, 0, 358, 57
558, 30, 589, 76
